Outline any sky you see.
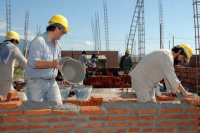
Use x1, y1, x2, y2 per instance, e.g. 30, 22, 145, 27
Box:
0, 0, 196, 56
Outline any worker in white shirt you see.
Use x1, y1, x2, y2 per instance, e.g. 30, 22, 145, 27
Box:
129, 43, 194, 102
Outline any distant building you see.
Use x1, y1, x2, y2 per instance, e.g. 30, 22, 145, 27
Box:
61, 51, 118, 68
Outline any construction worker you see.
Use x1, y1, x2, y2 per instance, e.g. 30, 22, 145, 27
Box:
0, 31, 27, 99
129, 43, 194, 102
25, 14, 70, 105
90, 53, 98, 67
120, 50, 133, 74
78, 50, 93, 68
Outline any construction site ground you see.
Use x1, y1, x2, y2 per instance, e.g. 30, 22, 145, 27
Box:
67, 87, 170, 101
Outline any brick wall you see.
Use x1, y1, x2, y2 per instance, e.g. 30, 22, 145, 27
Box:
61, 50, 118, 68
0, 96, 199, 132
175, 66, 199, 91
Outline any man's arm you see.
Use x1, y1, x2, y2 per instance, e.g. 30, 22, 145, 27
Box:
13, 47, 27, 69
177, 84, 193, 97
35, 59, 62, 69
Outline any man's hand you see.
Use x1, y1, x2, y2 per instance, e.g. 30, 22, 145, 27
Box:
52, 59, 63, 70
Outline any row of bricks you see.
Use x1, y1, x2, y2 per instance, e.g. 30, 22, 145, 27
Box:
174, 67, 199, 73
0, 127, 198, 133
1, 91, 200, 110
176, 72, 197, 79
0, 106, 200, 116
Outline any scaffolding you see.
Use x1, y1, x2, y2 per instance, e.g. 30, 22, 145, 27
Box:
95, 12, 101, 52
158, 0, 164, 49
138, 0, 145, 61
23, 11, 29, 58
193, 0, 200, 94
127, 0, 145, 62
6, 0, 11, 33
103, 0, 110, 51
91, 17, 96, 50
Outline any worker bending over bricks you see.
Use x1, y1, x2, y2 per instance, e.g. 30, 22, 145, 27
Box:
129, 43, 194, 102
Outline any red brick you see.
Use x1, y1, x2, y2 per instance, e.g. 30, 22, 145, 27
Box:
90, 130, 101, 133
26, 125, 50, 129
89, 117, 100, 120
25, 109, 51, 116
53, 110, 77, 116
109, 109, 133, 114
47, 117, 59, 122
4, 117, 17, 123
81, 106, 105, 115
74, 129, 87, 133
178, 127, 188, 131
135, 109, 157, 114
60, 117, 72, 121
166, 115, 176, 119
0, 102, 5, 109
159, 121, 181, 126
91, 96, 103, 101
0, 125, 24, 131
81, 123, 104, 128
154, 115, 165, 120
60, 129, 72, 132
155, 128, 165, 132
18, 117, 31, 123
128, 116, 139, 121
103, 129, 114, 133
191, 126, 200, 131
128, 128, 140, 132
5, 90, 18, 101
161, 108, 182, 113
191, 114, 200, 118
76, 118, 85, 122
4, 101, 22, 109
182, 120, 199, 125
142, 128, 153, 132
177, 114, 189, 119
108, 122, 132, 127
46, 129, 59, 133
135, 122, 156, 126
116, 129, 126, 133
102, 116, 113, 121
140, 116, 152, 120
114, 116, 127, 121
7, 111, 23, 116
32, 117, 45, 123
54, 123, 76, 128
166, 128, 177, 132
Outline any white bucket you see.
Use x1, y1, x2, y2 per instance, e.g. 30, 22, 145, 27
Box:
18, 92, 27, 101
59, 85, 71, 100
74, 85, 92, 100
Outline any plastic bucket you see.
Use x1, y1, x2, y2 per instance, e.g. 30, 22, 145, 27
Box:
59, 85, 71, 100
74, 85, 92, 100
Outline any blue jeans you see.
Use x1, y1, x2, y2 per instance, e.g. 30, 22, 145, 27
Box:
26, 78, 62, 105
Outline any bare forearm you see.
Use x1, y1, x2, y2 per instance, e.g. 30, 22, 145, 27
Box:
35, 60, 55, 69
177, 84, 187, 96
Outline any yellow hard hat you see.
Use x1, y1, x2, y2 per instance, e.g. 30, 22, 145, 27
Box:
48, 14, 70, 33
177, 43, 193, 64
126, 50, 131, 54
6, 31, 20, 43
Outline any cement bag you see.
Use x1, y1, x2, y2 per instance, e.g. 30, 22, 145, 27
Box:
59, 57, 86, 84
74, 85, 92, 100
